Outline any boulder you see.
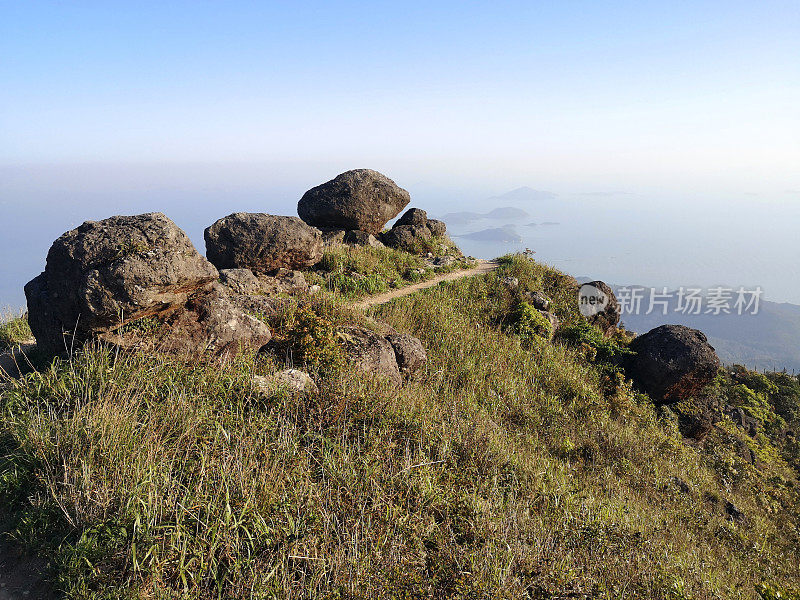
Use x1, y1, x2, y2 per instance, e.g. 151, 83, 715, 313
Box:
626, 325, 721, 405
158, 285, 272, 356
25, 213, 218, 354
254, 369, 319, 396
343, 229, 385, 248
338, 326, 402, 386
578, 281, 620, 336
394, 208, 428, 228
538, 310, 560, 339
426, 219, 447, 237
320, 228, 347, 247
205, 213, 323, 273
381, 224, 432, 254
257, 269, 309, 295
219, 269, 262, 295
298, 169, 410, 235
523, 291, 551, 312
386, 334, 427, 376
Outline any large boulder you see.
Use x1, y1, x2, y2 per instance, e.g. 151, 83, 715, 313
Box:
298, 169, 410, 235
381, 224, 432, 253
205, 213, 323, 273
25, 213, 218, 354
578, 281, 620, 336
626, 325, 721, 405
394, 208, 428, 228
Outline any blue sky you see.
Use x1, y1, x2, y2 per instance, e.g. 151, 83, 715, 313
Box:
1, 1, 798, 192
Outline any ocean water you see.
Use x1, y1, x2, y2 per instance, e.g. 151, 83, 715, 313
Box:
2, 168, 798, 311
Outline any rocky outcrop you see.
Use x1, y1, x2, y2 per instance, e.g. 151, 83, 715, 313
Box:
205, 213, 323, 273
25, 213, 218, 354
298, 169, 410, 235
343, 230, 385, 248
579, 281, 620, 336
339, 326, 403, 386
219, 269, 262, 295
627, 325, 721, 404
381, 208, 448, 253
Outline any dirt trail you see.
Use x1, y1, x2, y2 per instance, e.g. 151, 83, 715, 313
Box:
352, 259, 499, 310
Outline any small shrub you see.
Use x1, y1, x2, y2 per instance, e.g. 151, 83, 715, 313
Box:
510, 302, 552, 345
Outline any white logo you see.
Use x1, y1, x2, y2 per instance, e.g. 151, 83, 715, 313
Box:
579, 283, 608, 317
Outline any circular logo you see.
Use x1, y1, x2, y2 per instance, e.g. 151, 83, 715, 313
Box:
578, 283, 609, 317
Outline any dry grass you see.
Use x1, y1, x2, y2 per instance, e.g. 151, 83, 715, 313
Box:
0, 256, 798, 599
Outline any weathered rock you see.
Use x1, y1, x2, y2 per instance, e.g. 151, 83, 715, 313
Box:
538, 310, 560, 339
254, 369, 319, 396
394, 208, 428, 228
298, 169, 410, 235
25, 213, 218, 354
386, 334, 427, 377
339, 326, 402, 386
523, 291, 551, 312
159, 285, 272, 356
578, 281, 620, 336
381, 224, 432, 253
626, 325, 721, 405
502, 276, 520, 289
229, 294, 288, 320
219, 269, 262, 295
205, 213, 323, 273
426, 219, 447, 237
257, 269, 309, 295
320, 228, 347, 247
343, 229, 385, 248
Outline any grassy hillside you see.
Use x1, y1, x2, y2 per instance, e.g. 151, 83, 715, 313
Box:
1, 254, 799, 599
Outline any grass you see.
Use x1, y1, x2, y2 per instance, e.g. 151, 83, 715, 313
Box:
0, 310, 33, 350
0, 254, 799, 598
305, 240, 470, 300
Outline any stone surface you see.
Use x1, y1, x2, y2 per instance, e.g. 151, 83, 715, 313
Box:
538, 310, 560, 339
159, 285, 272, 356
338, 326, 402, 386
25, 213, 218, 354
298, 169, 410, 235
219, 268, 262, 295
426, 219, 447, 237
343, 229, 385, 248
579, 280, 621, 336
257, 269, 309, 295
386, 333, 427, 376
394, 208, 428, 228
205, 213, 323, 273
320, 228, 347, 247
626, 324, 721, 404
524, 290, 551, 311
253, 369, 319, 396
381, 224, 432, 254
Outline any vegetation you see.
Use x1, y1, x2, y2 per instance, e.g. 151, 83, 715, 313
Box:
0, 311, 32, 349
1, 253, 799, 598
305, 241, 467, 299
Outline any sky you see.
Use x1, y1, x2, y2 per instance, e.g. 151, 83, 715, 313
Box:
1, 1, 800, 309
2, 1, 798, 193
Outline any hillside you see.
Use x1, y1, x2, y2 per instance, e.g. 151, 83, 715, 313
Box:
2, 251, 800, 599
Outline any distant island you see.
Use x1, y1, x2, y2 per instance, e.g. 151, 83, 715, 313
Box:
455, 225, 523, 243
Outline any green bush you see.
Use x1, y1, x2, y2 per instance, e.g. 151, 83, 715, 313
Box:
0, 312, 32, 349
556, 319, 634, 364
510, 302, 552, 345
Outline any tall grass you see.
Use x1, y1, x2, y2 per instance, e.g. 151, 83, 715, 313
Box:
0, 256, 798, 598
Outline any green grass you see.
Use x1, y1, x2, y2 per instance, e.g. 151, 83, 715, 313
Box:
1, 255, 799, 598
306, 241, 469, 300
0, 311, 32, 349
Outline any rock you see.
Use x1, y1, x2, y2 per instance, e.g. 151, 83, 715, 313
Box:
338, 326, 402, 386
229, 294, 288, 320
502, 276, 520, 289
25, 213, 218, 354
430, 255, 456, 268
386, 334, 427, 377
205, 213, 323, 273
321, 228, 347, 247
426, 219, 447, 237
727, 406, 760, 436
298, 169, 410, 235
523, 291, 551, 311
158, 285, 272, 356
626, 325, 721, 405
724, 500, 745, 523
394, 208, 428, 228
254, 369, 319, 396
219, 269, 262, 295
308, 284, 322, 295
257, 269, 308, 295
381, 224, 432, 253
578, 281, 620, 336
343, 229, 385, 248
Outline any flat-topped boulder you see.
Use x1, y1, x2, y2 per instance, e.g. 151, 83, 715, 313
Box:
25, 213, 218, 354
298, 169, 410, 235
205, 213, 323, 273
